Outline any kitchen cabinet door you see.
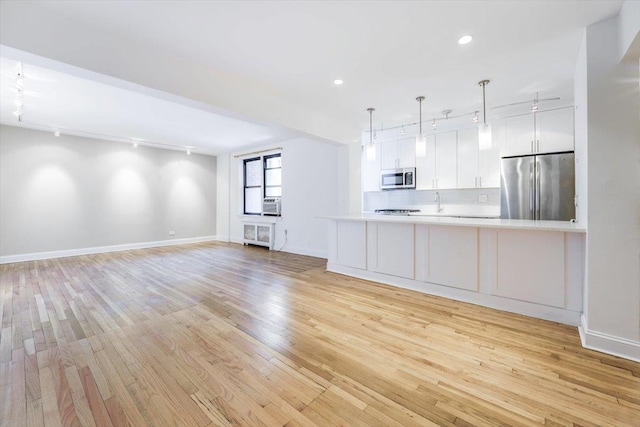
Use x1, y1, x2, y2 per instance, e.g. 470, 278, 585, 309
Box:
380, 141, 398, 170
374, 222, 414, 279
435, 131, 457, 189
494, 229, 565, 307
416, 135, 436, 190
501, 114, 534, 157
479, 140, 500, 187
362, 144, 381, 192
457, 128, 479, 188
380, 138, 417, 169
396, 138, 416, 168
536, 107, 574, 154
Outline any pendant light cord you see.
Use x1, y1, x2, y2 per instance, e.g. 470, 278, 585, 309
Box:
479, 80, 490, 125
416, 96, 425, 134
367, 108, 375, 143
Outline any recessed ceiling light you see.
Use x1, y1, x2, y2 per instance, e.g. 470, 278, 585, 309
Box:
333, 79, 344, 85
458, 35, 473, 45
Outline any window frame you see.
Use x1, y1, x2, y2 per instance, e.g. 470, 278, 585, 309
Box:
243, 156, 262, 215
242, 152, 282, 215
263, 153, 282, 199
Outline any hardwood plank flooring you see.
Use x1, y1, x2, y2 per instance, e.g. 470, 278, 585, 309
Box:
0, 242, 638, 426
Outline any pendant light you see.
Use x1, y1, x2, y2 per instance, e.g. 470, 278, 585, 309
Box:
415, 96, 426, 157
478, 79, 492, 151
366, 107, 376, 161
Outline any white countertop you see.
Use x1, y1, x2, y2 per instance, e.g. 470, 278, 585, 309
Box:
323, 214, 586, 233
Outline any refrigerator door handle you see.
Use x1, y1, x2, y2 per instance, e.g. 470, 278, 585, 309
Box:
536, 159, 541, 220
529, 161, 535, 219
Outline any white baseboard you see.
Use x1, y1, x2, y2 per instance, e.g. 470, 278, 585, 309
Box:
224, 235, 327, 259
0, 235, 217, 264
327, 263, 582, 326
579, 315, 640, 362
279, 245, 327, 259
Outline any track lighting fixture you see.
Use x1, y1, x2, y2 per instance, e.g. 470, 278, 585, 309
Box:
400, 124, 405, 135
473, 111, 479, 123
186, 149, 191, 155
54, 130, 60, 137
531, 92, 539, 112
432, 119, 437, 130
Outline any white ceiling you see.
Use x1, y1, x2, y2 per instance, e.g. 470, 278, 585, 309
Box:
0, 0, 624, 153
0, 57, 295, 154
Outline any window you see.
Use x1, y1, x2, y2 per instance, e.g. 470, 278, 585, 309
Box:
243, 153, 282, 215
263, 154, 282, 197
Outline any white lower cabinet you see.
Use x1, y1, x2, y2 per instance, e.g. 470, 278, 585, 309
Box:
426, 226, 478, 291
494, 229, 565, 307
372, 222, 414, 279
336, 221, 367, 269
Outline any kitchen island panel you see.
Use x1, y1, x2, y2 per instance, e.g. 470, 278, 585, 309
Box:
495, 229, 565, 308
373, 222, 415, 279
336, 220, 367, 270
427, 225, 478, 291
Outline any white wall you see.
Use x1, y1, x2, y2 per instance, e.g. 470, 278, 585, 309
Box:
0, 125, 217, 260
619, 0, 640, 61
575, 12, 640, 361
216, 137, 342, 258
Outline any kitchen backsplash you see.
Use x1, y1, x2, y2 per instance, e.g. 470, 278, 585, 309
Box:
363, 187, 501, 216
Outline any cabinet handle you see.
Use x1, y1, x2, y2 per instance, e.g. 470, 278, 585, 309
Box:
537, 140, 540, 152
436, 178, 439, 189
479, 176, 482, 187
531, 140, 534, 153
475, 177, 478, 187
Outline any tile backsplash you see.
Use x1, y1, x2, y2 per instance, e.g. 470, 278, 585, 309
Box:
363, 187, 501, 216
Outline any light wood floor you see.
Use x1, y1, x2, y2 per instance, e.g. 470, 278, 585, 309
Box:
1, 242, 638, 427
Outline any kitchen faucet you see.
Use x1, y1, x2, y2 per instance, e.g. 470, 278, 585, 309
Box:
435, 191, 443, 213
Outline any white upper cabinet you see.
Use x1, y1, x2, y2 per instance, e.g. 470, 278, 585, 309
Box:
417, 132, 457, 190
435, 131, 457, 189
501, 107, 575, 157
457, 128, 480, 189
362, 144, 381, 192
478, 140, 500, 188
535, 107, 575, 154
396, 139, 416, 168
416, 135, 436, 190
501, 114, 535, 157
381, 138, 416, 170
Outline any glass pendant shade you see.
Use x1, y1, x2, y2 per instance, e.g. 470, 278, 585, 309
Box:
366, 142, 376, 161
416, 134, 427, 157
478, 123, 492, 151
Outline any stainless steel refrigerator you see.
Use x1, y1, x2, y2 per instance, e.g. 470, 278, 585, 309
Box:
500, 152, 575, 220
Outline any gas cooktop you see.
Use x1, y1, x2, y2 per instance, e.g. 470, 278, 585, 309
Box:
374, 209, 421, 215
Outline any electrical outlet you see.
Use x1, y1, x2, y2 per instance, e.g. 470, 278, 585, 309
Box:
478, 194, 488, 203
169, 230, 176, 236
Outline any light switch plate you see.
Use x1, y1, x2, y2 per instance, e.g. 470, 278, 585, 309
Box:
478, 195, 488, 203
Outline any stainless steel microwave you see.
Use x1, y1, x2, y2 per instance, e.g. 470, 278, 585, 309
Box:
381, 168, 416, 190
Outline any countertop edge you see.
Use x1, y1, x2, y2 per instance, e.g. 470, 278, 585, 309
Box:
320, 215, 586, 233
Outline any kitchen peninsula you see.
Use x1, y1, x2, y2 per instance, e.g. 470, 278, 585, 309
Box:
325, 214, 585, 325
